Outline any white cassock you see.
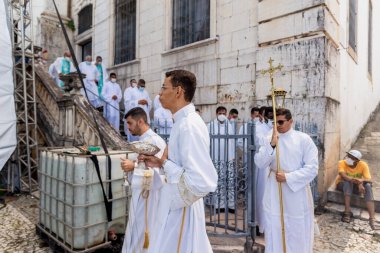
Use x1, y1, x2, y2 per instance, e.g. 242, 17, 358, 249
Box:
206, 119, 235, 209
122, 129, 166, 253
52, 57, 76, 87
153, 94, 161, 111
154, 107, 173, 135
101, 81, 122, 131
123, 86, 139, 141
79, 62, 101, 108
254, 120, 273, 233
129, 89, 152, 124
255, 128, 318, 253
148, 103, 218, 253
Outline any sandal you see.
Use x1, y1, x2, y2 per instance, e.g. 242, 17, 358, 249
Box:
341, 211, 352, 223
369, 218, 379, 230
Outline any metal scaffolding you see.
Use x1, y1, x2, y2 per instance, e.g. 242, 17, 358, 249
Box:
8, 0, 38, 193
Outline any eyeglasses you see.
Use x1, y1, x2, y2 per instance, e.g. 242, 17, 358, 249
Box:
276, 120, 288, 126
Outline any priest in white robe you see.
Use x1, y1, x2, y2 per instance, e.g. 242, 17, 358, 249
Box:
139, 70, 218, 253
255, 108, 318, 253
253, 107, 274, 233
101, 73, 122, 131
207, 106, 235, 211
52, 51, 76, 87
128, 79, 152, 124
121, 107, 166, 253
123, 79, 139, 141
79, 56, 101, 108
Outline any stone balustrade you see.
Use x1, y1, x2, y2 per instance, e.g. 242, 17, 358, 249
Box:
34, 65, 127, 148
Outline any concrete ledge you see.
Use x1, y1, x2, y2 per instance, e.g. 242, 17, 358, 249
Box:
327, 188, 380, 212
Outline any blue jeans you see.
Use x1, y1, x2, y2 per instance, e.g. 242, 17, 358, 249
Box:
337, 181, 374, 201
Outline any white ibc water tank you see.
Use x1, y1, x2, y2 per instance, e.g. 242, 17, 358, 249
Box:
38, 148, 135, 250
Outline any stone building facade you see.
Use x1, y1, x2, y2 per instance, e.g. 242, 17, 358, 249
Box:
33, 0, 380, 198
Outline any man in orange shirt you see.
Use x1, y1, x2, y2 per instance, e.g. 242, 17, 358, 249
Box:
336, 150, 376, 229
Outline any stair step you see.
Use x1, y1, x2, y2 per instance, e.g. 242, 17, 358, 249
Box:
327, 188, 380, 212
324, 202, 380, 221
371, 132, 380, 137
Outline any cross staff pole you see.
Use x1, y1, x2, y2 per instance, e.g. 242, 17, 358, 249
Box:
261, 58, 286, 253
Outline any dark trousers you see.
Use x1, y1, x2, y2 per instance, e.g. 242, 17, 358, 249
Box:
337, 181, 374, 201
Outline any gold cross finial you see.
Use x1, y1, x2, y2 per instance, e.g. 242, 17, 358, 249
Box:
261, 57, 283, 89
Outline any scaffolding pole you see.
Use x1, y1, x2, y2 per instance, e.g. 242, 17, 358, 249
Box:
8, 0, 38, 193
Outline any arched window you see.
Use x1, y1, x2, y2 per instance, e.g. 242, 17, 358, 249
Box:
78, 4, 93, 34
172, 0, 210, 48
114, 0, 137, 64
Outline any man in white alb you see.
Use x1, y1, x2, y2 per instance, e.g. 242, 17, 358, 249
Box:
207, 106, 236, 212
79, 55, 101, 108
121, 107, 166, 253
140, 70, 218, 253
101, 72, 122, 131
255, 108, 318, 253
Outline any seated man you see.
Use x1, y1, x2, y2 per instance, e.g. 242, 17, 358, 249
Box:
335, 150, 377, 229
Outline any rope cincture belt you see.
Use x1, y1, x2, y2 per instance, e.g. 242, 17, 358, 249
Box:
52, 0, 113, 222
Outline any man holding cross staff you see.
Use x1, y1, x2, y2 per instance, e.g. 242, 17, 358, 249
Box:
256, 59, 318, 253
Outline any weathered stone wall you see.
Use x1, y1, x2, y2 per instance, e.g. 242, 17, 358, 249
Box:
37, 11, 73, 65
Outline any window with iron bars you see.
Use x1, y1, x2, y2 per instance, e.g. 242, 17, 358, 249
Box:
114, 0, 136, 65
78, 4, 93, 35
172, 0, 210, 48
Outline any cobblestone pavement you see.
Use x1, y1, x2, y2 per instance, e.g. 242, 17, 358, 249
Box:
314, 212, 380, 253
1, 195, 380, 252
0, 195, 51, 253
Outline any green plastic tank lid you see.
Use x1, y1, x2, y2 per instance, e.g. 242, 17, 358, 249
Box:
88, 146, 101, 152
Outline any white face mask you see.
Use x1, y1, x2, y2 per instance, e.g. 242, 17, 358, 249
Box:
345, 158, 355, 166
111, 78, 117, 83
131, 82, 137, 88
253, 118, 260, 122
217, 115, 227, 123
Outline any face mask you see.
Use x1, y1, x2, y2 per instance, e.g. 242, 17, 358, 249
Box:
217, 115, 227, 123
267, 119, 273, 127
139, 87, 145, 92
64, 57, 70, 61
345, 158, 355, 166
111, 78, 117, 83
253, 118, 260, 123
230, 118, 236, 122
132, 83, 137, 88
86, 61, 91, 65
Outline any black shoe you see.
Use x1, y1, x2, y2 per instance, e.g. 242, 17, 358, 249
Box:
228, 208, 235, 214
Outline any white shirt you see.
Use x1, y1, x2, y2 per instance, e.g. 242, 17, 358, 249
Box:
128, 88, 152, 123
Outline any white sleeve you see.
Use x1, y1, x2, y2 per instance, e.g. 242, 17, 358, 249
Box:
101, 83, 111, 103
163, 124, 218, 210
53, 58, 62, 74
116, 85, 122, 103
254, 137, 275, 170
285, 136, 318, 192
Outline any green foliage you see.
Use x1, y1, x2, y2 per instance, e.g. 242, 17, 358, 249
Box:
66, 20, 75, 32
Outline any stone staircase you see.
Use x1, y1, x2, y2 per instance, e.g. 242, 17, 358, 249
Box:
327, 106, 380, 213
34, 64, 127, 148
